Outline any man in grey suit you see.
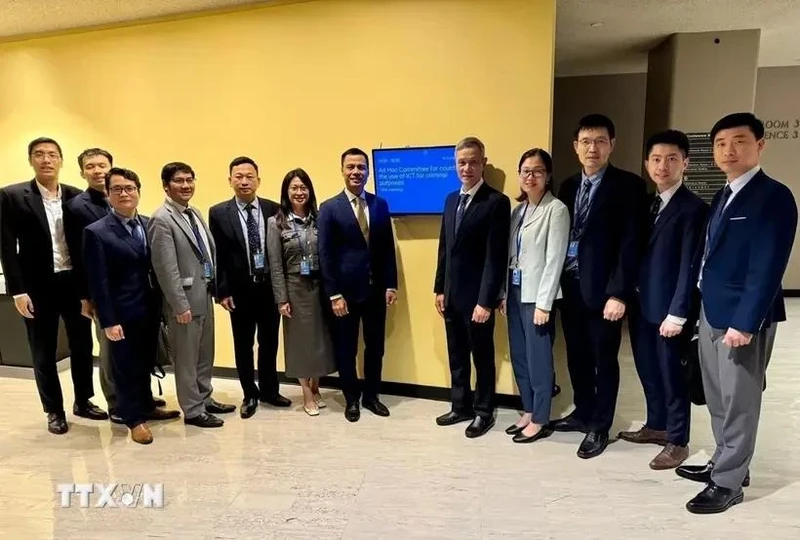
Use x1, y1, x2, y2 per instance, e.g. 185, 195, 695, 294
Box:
148, 162, 236, 428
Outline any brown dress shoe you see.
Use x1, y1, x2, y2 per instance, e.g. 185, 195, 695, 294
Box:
130, 423, 153, 445
618, 426, 668, 446
649, 443, 689, 470
146, 408, 181, 420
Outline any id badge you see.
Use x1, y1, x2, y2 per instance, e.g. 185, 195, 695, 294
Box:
253, 252, 265, 270
511, 268, 522, 286
300, 259, 311, 276
567, 241, 579, 258
203, 261, 213, 279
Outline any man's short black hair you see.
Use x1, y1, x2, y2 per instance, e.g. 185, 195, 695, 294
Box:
573, 114, 616, 140
161, 162, 195, 187
229, 156, 258, 174
105, 167, 141, 191
77, 148, 113, 169
340, 148, 369, 168
710, 112, 765, 142
645, 129, 690, 158
28, 137, 63, 158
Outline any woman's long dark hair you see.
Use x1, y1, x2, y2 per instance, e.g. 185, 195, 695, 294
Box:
276, 168, 319, 228
516, 148, 554, 202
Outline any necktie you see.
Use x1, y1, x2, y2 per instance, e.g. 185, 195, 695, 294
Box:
455, 193, 470, 233
184, 208, 211, 263
650, 195, 662, 226
129, 219, 146, 253
245, 204, 263, 274
707, 185, 733, 245
572, 179, 593, 235
354, 196, 369, 242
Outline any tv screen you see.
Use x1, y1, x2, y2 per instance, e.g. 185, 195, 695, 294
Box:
372, 145, 461, 215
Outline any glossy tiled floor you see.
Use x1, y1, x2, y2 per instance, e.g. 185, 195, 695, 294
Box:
2, 304, 800, 539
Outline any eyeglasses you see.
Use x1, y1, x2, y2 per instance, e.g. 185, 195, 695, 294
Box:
171, 177, 196, 185
31, 151, 61, 161
109, 186, 139, 195
577, 138, 609, 149
520, 168, 548, 178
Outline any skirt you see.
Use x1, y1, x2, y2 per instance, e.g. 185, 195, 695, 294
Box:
282, 273, 336, 379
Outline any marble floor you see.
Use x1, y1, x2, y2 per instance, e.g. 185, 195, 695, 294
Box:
2, 304, 800, 539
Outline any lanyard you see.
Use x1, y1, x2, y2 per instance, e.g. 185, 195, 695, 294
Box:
515, 203, 529, 265
290, 217, 312, 258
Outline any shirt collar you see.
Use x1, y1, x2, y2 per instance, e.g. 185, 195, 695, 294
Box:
656, 180, 682, 205
113, 209, 138, 225
344, 189, 367, 203
35, 181, 61, 200
165, 197, 189, 213
581, 166, 608, 185
460, 178, 484, 197
728, 165, 761, 195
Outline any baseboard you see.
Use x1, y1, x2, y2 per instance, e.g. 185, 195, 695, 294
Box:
0, 357, 70, 380
784, 289, 800, 297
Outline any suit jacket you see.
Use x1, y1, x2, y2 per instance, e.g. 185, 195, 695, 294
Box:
506, 192, 570, 310
208, 196, 280, 301
317, 191, 398, 303
83, 213, 160, 329
557, 164, 647, 310
147, 200, 217, 317
0, 179, 83, 298
434, 182, 511, 314
637, 184, 709, 325
63, 187, 110, 300
700, 170, 797, 333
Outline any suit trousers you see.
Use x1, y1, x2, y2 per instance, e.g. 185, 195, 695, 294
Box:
331, 285, 387, 404
444, 303, 496, 418
93, 316, 116, 410
229, 280, 280, 400
506, 283, 555, 425
629, 301, 691, 446
560, 274, 622, 432
169, 292, 215, 419
24, 271, 95, 414
110, 317, 159, 429
699, 307, 775, 490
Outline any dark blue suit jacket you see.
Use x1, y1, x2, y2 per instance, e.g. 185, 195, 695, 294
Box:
637, 185, 709, 325
63, 188, 110, 300
700, 170, 797, 333
83, 213, 160, 329
317, 191, 398, 303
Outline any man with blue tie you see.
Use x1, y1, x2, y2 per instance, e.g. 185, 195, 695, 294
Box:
619, 130, 709, 470
677, 113, 797, 514
83, 168, 178, 444
318, 148, 399, 422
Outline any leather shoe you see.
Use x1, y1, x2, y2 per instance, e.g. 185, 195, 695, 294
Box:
130, 423, 153, 445
362, 399, 390, 417
577, 430, 609, 459
436, 410, 474, 426
184, 412, 224, 428
73, 400, 109, 421
513, 426, 553, 443
152, 397, 167, 408
47, 413, 68, 435
206, 399, 236, 414
618, 426, 668, 446
240, 398, 258, 419
676, 461, 750, 487
686, 482, 744, 514
344, 402, 360, 422
550, 412, 587, 433
146, 408, 181, 420
649, 443, 689, 470
260, 394, 292, 407
465, 416, 495, 438
505, 423, 526, 435
109, 410, 125, 425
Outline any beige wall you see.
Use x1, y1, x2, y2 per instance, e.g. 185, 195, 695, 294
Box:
553, 65, 800, 288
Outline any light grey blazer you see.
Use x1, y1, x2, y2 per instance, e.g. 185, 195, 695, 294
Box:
506, 191, 570, 310
148, 199, 217, 316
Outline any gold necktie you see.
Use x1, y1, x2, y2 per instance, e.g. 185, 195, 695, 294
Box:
354, 197, 369, 242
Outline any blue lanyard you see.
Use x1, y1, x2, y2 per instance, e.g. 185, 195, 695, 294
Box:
290, 217, 311, 258
515, 203, 529, 266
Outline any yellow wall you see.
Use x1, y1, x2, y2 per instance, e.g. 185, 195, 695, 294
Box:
0, 0, 556, 395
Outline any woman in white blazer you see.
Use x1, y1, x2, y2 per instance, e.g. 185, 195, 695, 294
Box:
500, 149, 570, 443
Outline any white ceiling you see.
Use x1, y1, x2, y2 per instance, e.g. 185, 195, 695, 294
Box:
1, 0, 798, 77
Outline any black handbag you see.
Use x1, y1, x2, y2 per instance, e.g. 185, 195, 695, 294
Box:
152, 318, 174, 398
682, 324, 706, 406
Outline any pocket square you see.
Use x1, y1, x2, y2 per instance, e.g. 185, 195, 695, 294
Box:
729, 216, 747, 221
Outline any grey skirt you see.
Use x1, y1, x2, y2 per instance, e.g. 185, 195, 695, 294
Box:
282, 273, 336, 379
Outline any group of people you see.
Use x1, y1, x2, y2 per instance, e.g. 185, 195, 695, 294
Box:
0, 110, 794, 515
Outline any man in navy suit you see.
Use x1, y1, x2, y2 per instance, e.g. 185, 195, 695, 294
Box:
619, 130, 708, 470
433, 137, 510, 438
83, 168, 179, 445
318, 148, 399, 422
553, 114, 647, 458
677, 113, 797, 514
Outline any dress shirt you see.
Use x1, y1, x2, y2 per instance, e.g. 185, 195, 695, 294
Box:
576, 167, 606, 213
165, 198, 212, 267
653, 180, 682, 222
458, 178, 484, 210
344, 189, 370, 226
235, 197, 266, 272
37, 181, 71, 272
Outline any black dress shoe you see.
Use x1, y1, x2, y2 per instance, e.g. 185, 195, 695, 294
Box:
465, 416, 495, 438
362, 399, 390, 417
513, 426, 553, 443
505, 423, 526, 435
686, 482, 744, 514
206, 399, 236, 414
344, 402, 361, 422
152, 397, 167, 408
550, 412, 587, 433
260, 394, 292, 407
108, 410, 125, 425
184, 412, 224, 428
73, 401, 109, 421
577, 430, 609, 459
436, 410, 474, 426
240, 398, 258, 419
47, 413, 68, 435
676, 461, 750, 487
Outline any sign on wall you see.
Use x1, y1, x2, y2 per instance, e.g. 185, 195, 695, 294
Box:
684, 132, 726, 204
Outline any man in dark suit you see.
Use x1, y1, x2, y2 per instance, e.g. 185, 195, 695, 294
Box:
677, 113, 797, 514
433, 137, 510, 438
318, 148, 399, 422
619, 130, 709, 470
552, 114, 647, 458
83, 168, 179, 444
209, 156, 291, 419
0, 137, 107, 434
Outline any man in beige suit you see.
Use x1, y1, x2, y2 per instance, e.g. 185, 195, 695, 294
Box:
148, 162, 235, 428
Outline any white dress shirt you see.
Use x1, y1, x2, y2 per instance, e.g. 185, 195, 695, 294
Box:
166, 198, 213, 267
344, 188, 369, 226
235, 197, 266, 272
458, 178, 484, 210
653, 180, 683, 222
37, 182, 71, 272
